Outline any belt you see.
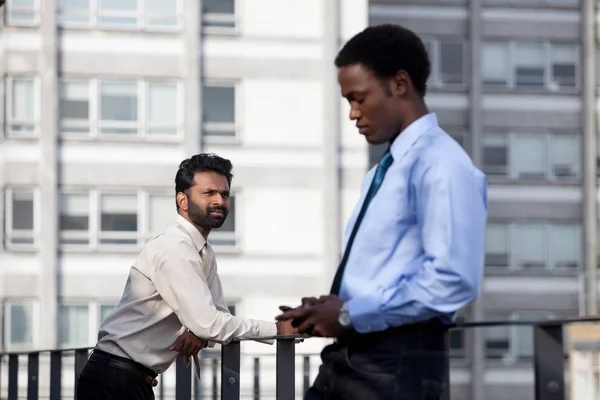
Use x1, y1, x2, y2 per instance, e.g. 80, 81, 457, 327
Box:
89, 349, 158, 386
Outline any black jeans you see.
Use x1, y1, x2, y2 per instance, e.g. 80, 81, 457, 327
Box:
304, 320, 449, 400
76, 351, 156, 400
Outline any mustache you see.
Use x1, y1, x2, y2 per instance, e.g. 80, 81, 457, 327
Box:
208, 206, 226, 214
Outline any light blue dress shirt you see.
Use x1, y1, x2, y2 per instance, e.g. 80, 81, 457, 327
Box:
342, 113, 488, 334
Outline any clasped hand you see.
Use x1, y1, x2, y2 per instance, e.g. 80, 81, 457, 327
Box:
275, 294, 348, 338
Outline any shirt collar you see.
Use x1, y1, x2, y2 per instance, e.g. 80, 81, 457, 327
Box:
389, 112, 438, 161
175, 214, 207, 252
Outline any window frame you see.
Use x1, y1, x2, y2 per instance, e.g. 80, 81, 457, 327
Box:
201, 0, 240, 35
3, 299, 40, 351
57, 0, 184, 32
5, 0, 41, 26
481, 41, 580, 92
484, 221, 581, 273
482, 132, 581, 182
4, 187, 40, 251
58, 77, 183, 142
201, 79, 242, 144
5, 76, 41, 139
423, 38, 467, 90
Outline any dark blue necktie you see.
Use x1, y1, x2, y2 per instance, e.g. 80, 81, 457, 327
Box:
330, 150, 394, 295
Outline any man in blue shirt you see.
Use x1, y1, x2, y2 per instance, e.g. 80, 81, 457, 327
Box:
277, 24, 488, 399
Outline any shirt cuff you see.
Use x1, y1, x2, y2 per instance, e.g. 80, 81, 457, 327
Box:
346, 294, 387, 334
253, 320, 277, 345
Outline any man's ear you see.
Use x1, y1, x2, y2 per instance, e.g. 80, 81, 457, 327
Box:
176, 192, 188, 212
392, 70, 410, 98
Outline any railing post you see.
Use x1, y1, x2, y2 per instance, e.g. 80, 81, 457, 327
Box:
253, 357, 260, 400
8, 354, 18, 400
533, 323, 565, 400
74, 349, 89, 400
49, 351, 62, 400
276, 339, 296, 400
175, 355, 192, 400
221, 341, 241, 400
27, 353, 39, 400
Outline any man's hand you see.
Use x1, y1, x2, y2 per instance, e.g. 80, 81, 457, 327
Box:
276, 318, 299, 335
170, 331, 206, 357
276, 295, 348, 338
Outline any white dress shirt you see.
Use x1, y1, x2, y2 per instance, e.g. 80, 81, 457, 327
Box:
96, 215, 277, 374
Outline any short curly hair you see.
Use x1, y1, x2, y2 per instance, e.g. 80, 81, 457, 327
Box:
175, 153, 233, 209
334, 24, 430, 96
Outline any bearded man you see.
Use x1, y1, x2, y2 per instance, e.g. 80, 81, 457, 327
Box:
77, 153, 296, 400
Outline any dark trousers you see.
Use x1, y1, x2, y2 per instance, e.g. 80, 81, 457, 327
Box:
304, 320, 449, 400
76, 350, 156, 400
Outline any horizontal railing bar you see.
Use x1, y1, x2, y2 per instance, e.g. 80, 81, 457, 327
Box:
2, 315, 600, 356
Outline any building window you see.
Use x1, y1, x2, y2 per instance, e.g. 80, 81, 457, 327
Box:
59, 78, 180, 140
202, 82, 237, 140
485, 222, 581, 271
99, 193, 138, 245
147, 193, 175, 238
100, 81, 139, 135
5, 188, 37, 248
482, 42, 578, 91
4, 301, 36, 349
449, 313, 467, 360
423, 39, 466, 89
59, 192, 91, 246
58, 305, 90, 348
59, 80, 91, 135
485, 0, 578, 5
483, 133, 580, 182
6, 0, 39, 25
58, 0, 180, 30
5, 77, 38, 137
55, 189, 237, 251
485, 312, 556, 362
210, 195, 237, 248
100, 304, 117, 323
202, 0, 236, 31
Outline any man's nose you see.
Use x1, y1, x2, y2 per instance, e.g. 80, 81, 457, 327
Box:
212, 194, 225, 206
350, 108, 361, 121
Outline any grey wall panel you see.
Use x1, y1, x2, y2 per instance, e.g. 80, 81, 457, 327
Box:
369, 16, 467, 37
3, 163, 38, 185
59, 273, 321, 299
483, 109, 581, 131
4, 51, 40, 73
60, 53, 184, 77
435, 109, 470, 127
483, 291, 579, 312
3, 274, 39, 297
482, 20, 580, 40
204, 58, 321, 80
488, 200, 582, 220
52, 162, 366, 190
487, 383, 534, 400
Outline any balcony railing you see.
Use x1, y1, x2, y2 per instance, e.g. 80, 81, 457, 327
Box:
2, 316, 600, 400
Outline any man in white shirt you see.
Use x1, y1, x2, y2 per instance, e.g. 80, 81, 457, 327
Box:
77, 153, 296, 400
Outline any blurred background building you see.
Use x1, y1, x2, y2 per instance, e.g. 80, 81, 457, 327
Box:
0, 0, 598, 399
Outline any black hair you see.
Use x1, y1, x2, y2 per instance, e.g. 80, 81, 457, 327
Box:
175, 153, 233, 209
334, 24, 430, 96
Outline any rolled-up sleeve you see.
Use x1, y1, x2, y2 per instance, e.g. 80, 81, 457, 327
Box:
151, 242, 277, 344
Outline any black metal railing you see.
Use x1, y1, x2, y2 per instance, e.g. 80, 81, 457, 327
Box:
2, 316, 600, 400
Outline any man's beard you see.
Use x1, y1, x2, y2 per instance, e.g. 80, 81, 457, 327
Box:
188, 200, 228, 230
